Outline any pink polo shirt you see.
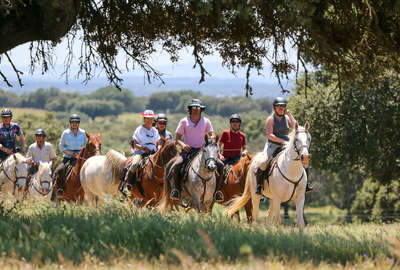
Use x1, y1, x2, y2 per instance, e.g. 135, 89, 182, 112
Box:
176, 116, 213, 148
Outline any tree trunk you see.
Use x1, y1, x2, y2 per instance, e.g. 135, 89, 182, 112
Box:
0, 0, 79, 54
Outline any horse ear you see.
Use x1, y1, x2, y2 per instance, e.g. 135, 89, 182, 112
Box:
304, 121, 310, 130
26, 157, 32, 164
86, 132, 90, 139
204, 134, 209, 146
13, 154, 16, 161
295, 121, 299, 131
215, 135, 219, 143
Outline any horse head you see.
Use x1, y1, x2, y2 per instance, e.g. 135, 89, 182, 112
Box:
202, 135, 219, 172
36, 161, 52, 194
159, 138, 178, 165
11, 153, 31, 193
84, 132, 102, 158
293, 121, 311, 168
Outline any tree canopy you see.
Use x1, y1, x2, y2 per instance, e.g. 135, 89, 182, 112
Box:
2, 1, 400, 94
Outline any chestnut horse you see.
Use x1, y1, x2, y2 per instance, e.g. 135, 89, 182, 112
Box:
124, 138, 178, 206
213, 154, 253, 222
55, 132, 101, 202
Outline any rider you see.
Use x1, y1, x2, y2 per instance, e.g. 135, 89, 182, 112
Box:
155, 113, 173, 142
0, 108, 25, 161
168, 98, 216, 200
215, 114, 248, 201
26, 129, 56, 178
120, 110, 161, 189
54, 114, 88, 195
255, 97, 312, 195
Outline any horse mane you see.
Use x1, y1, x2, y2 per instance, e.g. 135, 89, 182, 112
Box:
284, 124, 307, 150
38, 162, 51, 176
104, 149, 127, 181
13, 152, 25, 163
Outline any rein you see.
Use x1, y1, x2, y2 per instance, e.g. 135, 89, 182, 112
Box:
275, 163, 304, 203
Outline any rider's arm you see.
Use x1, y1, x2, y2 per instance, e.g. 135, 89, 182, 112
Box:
19, 134, 25, 151
266, 117, 286, 144
175, 133, 187, 149
241, 135, 248, 155
285, 109, 296, 129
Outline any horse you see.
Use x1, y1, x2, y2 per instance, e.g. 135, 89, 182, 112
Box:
80, 137, 177, 206
159, 135, 219, 215
226, 122, 311, 228
0, 153, 31, 200
212, 153, 253, 222
55, 132, 101, 202
28, 161, 53, 200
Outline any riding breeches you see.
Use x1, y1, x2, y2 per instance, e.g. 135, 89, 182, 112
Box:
258, 142, 282, 171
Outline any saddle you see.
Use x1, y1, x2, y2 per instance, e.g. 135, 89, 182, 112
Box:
180, 150, 200, 182
263, 147, 285, 185
125, 154, 152, 184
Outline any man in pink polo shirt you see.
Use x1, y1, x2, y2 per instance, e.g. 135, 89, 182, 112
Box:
168, 99, 216, 200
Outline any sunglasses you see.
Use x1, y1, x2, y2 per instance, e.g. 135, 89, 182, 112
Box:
275, 104, 286, 108
231, 120, 241, 123
70, 121, 80, 124
158, 122, 167, 125
191, 106, 201, 110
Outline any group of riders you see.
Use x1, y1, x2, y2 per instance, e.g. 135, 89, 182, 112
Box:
0, 96, 312, 199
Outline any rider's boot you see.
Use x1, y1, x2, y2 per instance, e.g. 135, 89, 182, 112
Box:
305, 168, 313, 193
255, 168, 265, 195
53, 165, 64, 196
119, 166, 128, 193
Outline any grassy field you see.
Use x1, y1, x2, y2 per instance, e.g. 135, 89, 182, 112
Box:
0, 199, 398, 269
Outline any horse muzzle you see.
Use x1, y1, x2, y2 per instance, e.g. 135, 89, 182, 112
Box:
206, 162, 217, 172
301, 154, 310, 167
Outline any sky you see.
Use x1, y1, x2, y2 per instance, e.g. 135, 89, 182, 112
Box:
1, 37, 299, 97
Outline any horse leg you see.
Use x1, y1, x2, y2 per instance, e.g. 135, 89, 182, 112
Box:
266, 198, 274, 226
234, 211, 240, 222
295, 194, 305, 229
271, 198, 281, 227
249, 171, 261, 221
244, 200, 252, 223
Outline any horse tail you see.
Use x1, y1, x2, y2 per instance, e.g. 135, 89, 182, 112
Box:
225, 166, 252, 217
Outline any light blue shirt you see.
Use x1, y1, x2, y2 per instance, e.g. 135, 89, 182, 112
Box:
59, 128, 88, 158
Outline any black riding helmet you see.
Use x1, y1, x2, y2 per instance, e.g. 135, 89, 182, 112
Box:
69, 114, 80, 123
229, 113, 242, 122
1, 108, 12, 117
187, 99, 206, 112
156, 113, 168, 122
273, 97, 287, 107
35, 128, 46, 136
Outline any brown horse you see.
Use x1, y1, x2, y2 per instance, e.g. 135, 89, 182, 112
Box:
55, 132, 101, 202
214, 154, 253, 222
125, 138, 178, 206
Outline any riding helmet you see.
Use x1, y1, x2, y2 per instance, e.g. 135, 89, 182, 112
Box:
273, 97, 287, 107
156, 113, 168, 122
230, 113, 242, 122
69, 114, 81, 123
35, 128, 46, 136
1, 108, 12, 117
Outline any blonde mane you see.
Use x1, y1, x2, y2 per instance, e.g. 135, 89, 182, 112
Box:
38, 162, 51, 178
104, 149, 127, 182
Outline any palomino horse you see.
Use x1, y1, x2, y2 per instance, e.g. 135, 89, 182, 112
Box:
80, 138, 177, 206
159, 136, 219, 215
212, 153, 253, 222
55, 132, 101, 202
226, 122, 311, 228
0, 153, 31, 200
28, 161, 53, 200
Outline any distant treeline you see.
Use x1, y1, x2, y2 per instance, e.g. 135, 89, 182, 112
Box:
0, 87, 273, 119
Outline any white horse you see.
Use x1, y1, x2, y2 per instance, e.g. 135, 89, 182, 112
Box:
226, 122, 311, 228
28, 161, 53, 200
159, 136, 219, 215
0, 153, 31, 200
80, 149, 126, 205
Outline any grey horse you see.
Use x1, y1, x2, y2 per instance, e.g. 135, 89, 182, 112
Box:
159, 135, 219, 214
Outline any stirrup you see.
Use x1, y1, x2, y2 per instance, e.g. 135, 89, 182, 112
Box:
170, 188, 180, 200
306, 184, 313, 193
57, 188, 64, 196
214, 191, 224, 202
255, 185, 263, 195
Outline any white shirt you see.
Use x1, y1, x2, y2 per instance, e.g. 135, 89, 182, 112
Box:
27, 142, 56, 164
132, 125, 160, 153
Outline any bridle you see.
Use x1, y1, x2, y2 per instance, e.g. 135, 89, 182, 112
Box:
0, 157, 27, 193
293, 130, 311, 161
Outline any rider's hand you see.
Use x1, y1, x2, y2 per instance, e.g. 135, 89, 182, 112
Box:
219, 153, 225, 161
144, 148, 151, 154
182, 144, 191, 152
4, 148, 13, 155
241, 150, 248, 157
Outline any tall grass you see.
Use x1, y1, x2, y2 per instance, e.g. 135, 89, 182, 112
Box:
0, 199, 398, 267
